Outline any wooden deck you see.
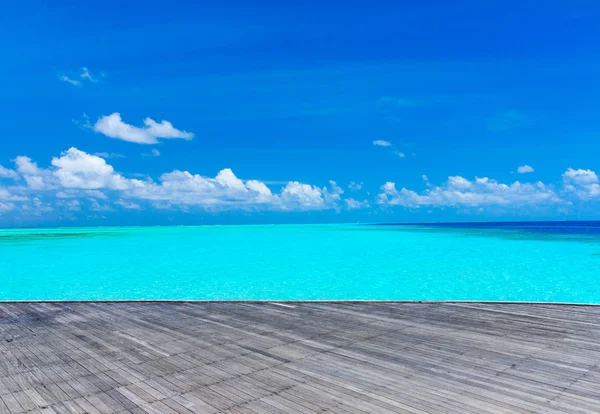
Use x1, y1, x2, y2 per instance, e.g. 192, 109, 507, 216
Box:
1, 302, 600, 413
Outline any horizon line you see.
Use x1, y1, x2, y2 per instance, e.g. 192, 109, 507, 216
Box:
1, 219, 600, 231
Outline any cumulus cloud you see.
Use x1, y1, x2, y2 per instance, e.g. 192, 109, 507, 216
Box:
447, 176, 472, 189
14, 156, 42, 175
4, 147, 599, 219
563, 168, 599, 199
517, 165, 534, 174
280, 182, 325, 210
345, 198, 370, 210
378, 175, 563, 209
327, 180, 344, 196
141, 170, 326, 210
24, 176, 47, 190
137, 167, 273, 208
0, 147, 342, 216
51, 148, 130, 190
93, 113, 194, 144
0, 165, 18, 179
320, 180, 345, 207
0, 188, 14, 200
373, 140, 392, 147
13, 156, 54, 190
563, 168, 598, 184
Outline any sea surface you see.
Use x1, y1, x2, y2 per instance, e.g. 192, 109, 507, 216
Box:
1, 222, 600, 302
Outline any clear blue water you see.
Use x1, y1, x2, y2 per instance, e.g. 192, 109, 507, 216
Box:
1, 222, 600, 302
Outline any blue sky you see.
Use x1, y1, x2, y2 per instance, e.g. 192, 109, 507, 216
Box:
1, 0, 599, 226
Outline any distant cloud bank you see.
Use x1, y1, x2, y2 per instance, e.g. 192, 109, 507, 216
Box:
0, 147, 367, 218
1, 145, 598, 219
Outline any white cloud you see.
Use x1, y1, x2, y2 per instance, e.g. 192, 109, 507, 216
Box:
59, 75, 81, 86
32, 198, 53, 214
68, 200, 81, 211
0, 201, 15, 212
51, 148, 129, 190
348, 181, 363, 191
14, 156, 42, 175
0, 187, 19, 201
245, 180, 274, 202
24, 176, 47, 190
328, 180, 344, 196
115, 199, 141, 210
139, 170, 327, 210
421, 175, 428, 181
73, 113, 92, 130
80, 67, 97, 83
447, 176, 472, 189
13, 156, 54, 190
143, 148, 161, 157
0, 165, 18, 179
345, 198, 369, 210
56, 189, 107, 199
4, 146, 599, 219
3, 147, 340, 214
517, 165, 534, 174
93, 113, 194, 144
563, 168, 600, 198
378, 175, 562, 209
563, 168, 598, 184
59, 67, 99, 86
280, 182, 325, 210
381, 182, 396, 193
57, 199, 81, 212
90, 200, 113, 212
143, 119, 192, 140
94, 152, 125, 159
374, 140, 411, 159
322, 180, 344, 206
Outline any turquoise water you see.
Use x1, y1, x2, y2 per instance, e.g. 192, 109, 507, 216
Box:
1, 223, 600, 302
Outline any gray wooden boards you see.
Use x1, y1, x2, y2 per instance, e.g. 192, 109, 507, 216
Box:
1, 302, 599, 413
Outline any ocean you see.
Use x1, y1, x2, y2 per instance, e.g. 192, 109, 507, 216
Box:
1, 222, 599, 302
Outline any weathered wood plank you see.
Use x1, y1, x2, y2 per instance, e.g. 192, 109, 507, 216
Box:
1, 302, 599, 413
